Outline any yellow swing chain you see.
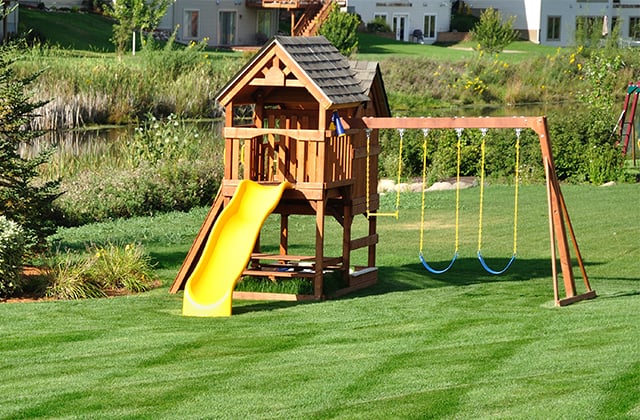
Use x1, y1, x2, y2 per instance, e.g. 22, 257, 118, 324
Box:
453, 129, 462, 255
419, 129, 429, 253
477, 129, 521, 255
366, 127, 403, 219
419, 128, 461, 255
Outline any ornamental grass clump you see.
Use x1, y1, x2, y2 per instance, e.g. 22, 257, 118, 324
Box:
45, 242, 157, 300
89, 243, 156, 293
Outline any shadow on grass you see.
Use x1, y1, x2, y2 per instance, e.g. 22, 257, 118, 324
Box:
232, 300, 308, 315
149, 251, 188, 270
344, 257, 608, 299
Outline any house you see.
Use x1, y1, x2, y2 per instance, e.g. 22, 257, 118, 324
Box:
343, 1, 452, 45
159, 0, 453, 47
468, 0, 640, 46
1, 1, 19, 42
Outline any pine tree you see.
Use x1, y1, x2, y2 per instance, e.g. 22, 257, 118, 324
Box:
0, 44, 60, 252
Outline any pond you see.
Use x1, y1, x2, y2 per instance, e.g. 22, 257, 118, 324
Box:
21, 103, 567, 157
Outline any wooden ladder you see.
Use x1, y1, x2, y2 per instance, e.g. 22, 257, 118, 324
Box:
618, 81, 640, 158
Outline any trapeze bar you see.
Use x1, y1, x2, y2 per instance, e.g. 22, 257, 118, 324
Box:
367, 211, 399, 219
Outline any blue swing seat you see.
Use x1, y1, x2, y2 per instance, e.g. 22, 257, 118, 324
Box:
477, 250, 516, 275
419, 251, 458, 275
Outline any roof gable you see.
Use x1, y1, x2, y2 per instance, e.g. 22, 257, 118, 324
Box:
216, 36, 369, 109
349, 60, 391, 117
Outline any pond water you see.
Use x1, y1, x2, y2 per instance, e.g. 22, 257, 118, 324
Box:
20, 104, 568, 160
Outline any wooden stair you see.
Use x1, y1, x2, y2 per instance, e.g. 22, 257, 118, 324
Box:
293, 0, 335, 37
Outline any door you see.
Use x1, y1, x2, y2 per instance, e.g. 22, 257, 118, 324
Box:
219, 11, 236, 45
393, 14, 409, 42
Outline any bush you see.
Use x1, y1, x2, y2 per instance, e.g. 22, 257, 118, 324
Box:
318, 2, 360, 56
45, 242, 157, 299
51, 115, 224, 226
53, 159, 221, 226
470, 8, 517, 54
450, 13, 479, 33
366, 17, 392, 33
0, 217, 26, 299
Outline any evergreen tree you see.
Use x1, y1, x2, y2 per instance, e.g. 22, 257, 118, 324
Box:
470, 8, 517, 55
318, 3, 360, 57
0, 45, 60, 252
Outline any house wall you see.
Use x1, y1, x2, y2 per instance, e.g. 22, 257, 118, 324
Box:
345, 0, 451, 44
159, 0, 277, 47
470, 0, 640, 46
2, 3, 19, 41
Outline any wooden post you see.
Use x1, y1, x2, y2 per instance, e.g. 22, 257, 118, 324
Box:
342, 185, 352, 284
314, 197, 325, 299
280, 214, 289, 256
533, 118, 577, 298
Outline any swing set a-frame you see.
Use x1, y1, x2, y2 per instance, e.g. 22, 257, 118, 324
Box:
358, 116, 596, 306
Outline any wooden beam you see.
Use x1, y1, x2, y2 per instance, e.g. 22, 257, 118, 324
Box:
359, 116, 547, 134
223, 127, 324, 141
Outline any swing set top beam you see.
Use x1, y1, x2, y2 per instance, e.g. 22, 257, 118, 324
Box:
359, 116, 547, 136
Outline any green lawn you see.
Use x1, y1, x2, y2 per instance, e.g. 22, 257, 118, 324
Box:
17, 6, 566, 63
18, 6, 115, 52
1, 184, 638, 418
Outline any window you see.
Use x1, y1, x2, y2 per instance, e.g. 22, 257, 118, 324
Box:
183, 10, 199, 39
257, 10, 274, 39
630, 17, 640, 40
373, 13, 387, 23
547, 16, 561, 41
423, 14, 436, 39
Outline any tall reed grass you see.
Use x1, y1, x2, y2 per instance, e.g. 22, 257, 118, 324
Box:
12, 43, 247, 129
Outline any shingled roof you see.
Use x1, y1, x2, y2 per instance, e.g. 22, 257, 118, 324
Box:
349, 60, 391, 117
216, 35, 371, 108
274, 36, 370, 105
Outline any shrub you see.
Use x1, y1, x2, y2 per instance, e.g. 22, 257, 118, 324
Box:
0, 44, 60, 251
45, 242, 156, 299
51, 116, 224, 226
366, 17, 391, 33
470, 8, 517, 54
53, 159, 221, 225
0, 217, 26, 299
318, 2, 360, 56
450, 13, 479, 33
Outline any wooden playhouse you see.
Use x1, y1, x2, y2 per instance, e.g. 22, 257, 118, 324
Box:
170, 36, 390, 300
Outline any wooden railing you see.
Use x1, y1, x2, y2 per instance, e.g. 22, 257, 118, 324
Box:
246, 0, 323, 9
292, 0, 334, 36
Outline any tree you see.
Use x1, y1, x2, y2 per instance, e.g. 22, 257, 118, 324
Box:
470, 8, 517, 55
0, 44, 60, 252
318, 3, 360, 57
105, 0, 174, 54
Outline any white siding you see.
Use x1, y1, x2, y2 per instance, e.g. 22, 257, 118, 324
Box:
469, 0, 640, 46
346, 0, 450, 44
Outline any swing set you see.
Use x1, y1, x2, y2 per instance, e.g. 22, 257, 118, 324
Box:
382, 126, 521, 275
359, 116, 596, 306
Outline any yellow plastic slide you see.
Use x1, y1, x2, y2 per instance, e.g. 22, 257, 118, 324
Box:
182, 180, 292, 317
